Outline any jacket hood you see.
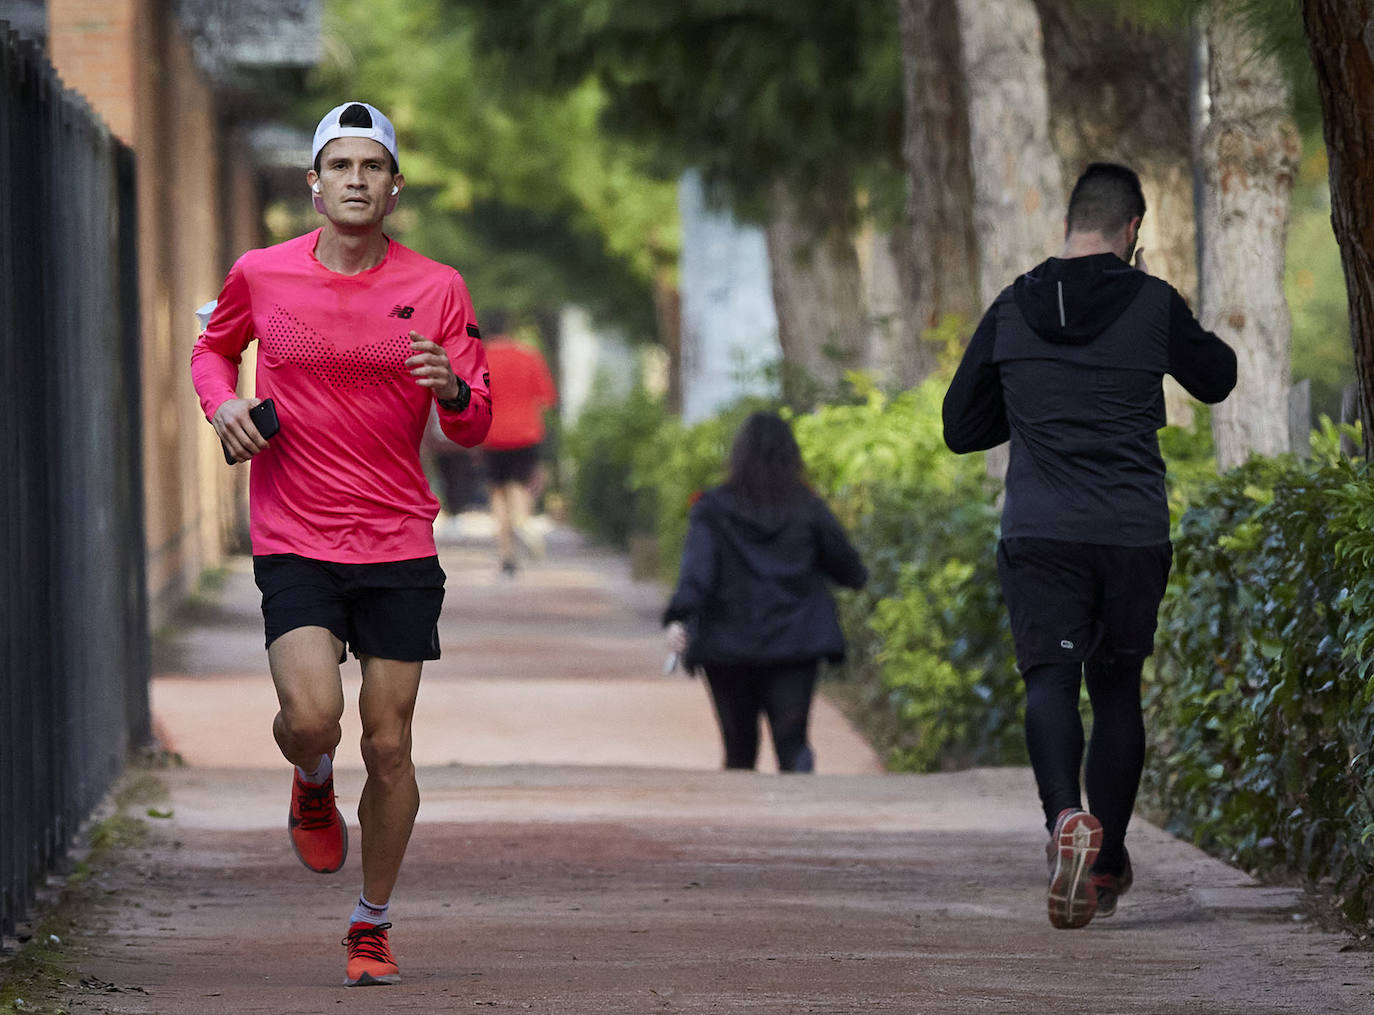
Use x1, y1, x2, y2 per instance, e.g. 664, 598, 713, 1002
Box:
1013, 252, 1146, 345
697, 487, 800, 541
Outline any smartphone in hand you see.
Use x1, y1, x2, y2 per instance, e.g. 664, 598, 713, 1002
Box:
222, 398, 280, 465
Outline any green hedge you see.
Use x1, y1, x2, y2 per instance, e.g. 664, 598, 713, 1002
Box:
563, 383, 665, 546
1145, 421, 1374, 923
790, 375, 1019, 771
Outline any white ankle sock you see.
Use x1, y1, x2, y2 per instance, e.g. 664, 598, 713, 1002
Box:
350, 895, 389, 927
297, 754, 332, 786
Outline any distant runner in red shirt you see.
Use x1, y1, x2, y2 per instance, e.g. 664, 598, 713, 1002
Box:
480, 335, 556, 575
190, 101, 490, 987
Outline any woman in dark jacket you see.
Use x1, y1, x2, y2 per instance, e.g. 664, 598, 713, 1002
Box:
663, 412, 867, 772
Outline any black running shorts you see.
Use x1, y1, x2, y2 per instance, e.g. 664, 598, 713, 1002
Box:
484, 444, 541, 485
996, 538, 1171, 669
253, 554, 445, 662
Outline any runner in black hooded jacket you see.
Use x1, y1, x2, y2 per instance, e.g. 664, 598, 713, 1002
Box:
943, 162, 1236, 930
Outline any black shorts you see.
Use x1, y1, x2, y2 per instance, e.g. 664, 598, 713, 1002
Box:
996, 538, 1171, 669
253, 554, 445, 662
485, 444, 540, 485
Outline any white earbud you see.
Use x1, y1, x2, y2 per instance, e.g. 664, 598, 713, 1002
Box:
391, 185, 399, 196
312, 182, 321, 194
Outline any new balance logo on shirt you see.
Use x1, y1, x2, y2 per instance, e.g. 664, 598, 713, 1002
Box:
388, 305, 415, 319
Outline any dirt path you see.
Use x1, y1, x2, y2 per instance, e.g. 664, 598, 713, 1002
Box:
33, 521, 1374, 1013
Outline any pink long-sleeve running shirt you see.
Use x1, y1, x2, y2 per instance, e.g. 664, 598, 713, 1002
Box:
191, 229, 492, 563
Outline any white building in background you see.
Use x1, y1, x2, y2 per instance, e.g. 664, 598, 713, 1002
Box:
558, 305, 641, 426
557, 171, 779, 427
678, 170, 780, 423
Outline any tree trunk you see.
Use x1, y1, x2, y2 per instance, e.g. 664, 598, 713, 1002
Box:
1199, 10, 1300, 469
956, 0, 1064, 309
763, 182, 867, 408
1301, 0, 1374, 449
857, 226, 915, 384
896, 0, 979, 384
956, 0, 1062, 479
653, 270, 682, 415
1034, 1, 1196, 301
1035, 1, 1201, 426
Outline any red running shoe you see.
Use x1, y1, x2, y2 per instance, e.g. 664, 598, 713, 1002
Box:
287, 771, 347, 874
343, 921, 400, 986
1045, 807, 1102, 929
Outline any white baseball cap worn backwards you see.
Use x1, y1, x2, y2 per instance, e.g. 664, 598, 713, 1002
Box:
311, 101, 399, 170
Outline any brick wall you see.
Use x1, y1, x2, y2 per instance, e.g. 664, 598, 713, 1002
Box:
47, 0, 260, 625
46, 0, 139, 143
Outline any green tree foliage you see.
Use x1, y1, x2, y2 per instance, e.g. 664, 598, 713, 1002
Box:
447, 0, 907, 225
308, 0, 679, 336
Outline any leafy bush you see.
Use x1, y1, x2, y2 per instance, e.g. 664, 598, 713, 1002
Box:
632, 398, 774, 578
791, 375, 1018, 771
1145, 421, 1374, 923
564, 383, 665, 546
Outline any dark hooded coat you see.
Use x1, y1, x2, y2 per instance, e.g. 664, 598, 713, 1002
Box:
662, 487, 867, 673
942, 252, 1236, 546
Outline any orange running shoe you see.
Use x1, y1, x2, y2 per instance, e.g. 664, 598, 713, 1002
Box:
1045, 807, 1102, 929
343, 921, 400, 986
287, 771, 348, 874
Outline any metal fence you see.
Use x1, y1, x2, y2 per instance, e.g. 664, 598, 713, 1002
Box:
1, 22, 151, 937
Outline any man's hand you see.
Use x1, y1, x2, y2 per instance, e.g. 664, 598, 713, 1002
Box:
213, 396, 269, 463
406, 330, 461, 401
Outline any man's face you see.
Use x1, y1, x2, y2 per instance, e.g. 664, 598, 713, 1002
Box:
307, 137, 400, 228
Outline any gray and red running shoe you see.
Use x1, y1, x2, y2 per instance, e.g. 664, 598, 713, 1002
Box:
1045, 807, 1102, 929
1091, 849, 1134, 918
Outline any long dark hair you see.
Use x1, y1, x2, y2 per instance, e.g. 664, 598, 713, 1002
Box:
721, 411, 808, 510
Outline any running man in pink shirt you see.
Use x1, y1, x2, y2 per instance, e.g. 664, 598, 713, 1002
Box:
191, 101, 491, 987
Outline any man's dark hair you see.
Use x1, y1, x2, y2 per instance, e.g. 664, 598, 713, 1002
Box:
313, 103, 399, 174
722, 411, 808, 511
1066, 162, 1145, 235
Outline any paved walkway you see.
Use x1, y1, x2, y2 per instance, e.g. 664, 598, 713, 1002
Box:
39, 520, 1374, 1012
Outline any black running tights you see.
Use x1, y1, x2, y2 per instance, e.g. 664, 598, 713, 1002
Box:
703, 662, 818, 772
1022, 653, 1145, 873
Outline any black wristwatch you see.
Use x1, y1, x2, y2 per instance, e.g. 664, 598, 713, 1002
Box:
437, 377, 471, 412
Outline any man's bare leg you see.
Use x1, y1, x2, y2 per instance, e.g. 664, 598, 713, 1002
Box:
490, 481, 514, 569
268, 626, 346, 767
505, 480, 534, 555
269, 626, 349, 874
355, 655, 424, 905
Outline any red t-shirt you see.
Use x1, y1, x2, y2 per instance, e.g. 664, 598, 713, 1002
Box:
190, 229, 491, 563
481, 338, 556, 451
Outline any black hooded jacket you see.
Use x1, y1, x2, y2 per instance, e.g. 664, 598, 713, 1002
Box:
662, 487, 867, 673
942, 253, 1237, 546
